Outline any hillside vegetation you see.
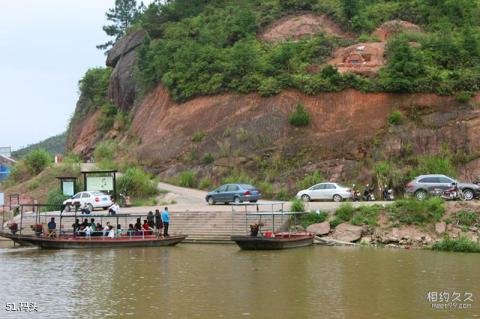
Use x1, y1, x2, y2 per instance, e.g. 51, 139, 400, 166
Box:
129, 0, 480, 101
12, 132, 66, 159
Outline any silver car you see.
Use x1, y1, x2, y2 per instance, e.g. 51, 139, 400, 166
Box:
296, 183, 353, 202
405, 174, 480, 201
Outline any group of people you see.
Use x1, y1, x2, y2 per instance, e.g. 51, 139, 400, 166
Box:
72, 218, 119, 238
70, 207, 170, 238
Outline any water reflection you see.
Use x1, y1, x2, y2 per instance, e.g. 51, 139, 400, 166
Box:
0, 241, 479, 319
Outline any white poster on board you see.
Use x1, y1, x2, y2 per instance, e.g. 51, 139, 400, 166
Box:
0, 193, 3, 206
87, 176, 114, 191
62, 181, 75, 196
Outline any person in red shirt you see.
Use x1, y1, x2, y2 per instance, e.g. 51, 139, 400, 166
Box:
142, 219, 153, 235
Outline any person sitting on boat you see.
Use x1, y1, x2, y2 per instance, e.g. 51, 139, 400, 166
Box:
47, 217, 57, 237
80, 202, 91, 215
142, 220, 153, 235
147, 211, 154, 228
116, 224, 123, 237
107, 225, 115, 238
134, 218, 142, 231
103, 222, 111, 237
89, 218, 98, 236
84, 224, 93, 238
127, 224, 135, 236
108, 200, 119, 215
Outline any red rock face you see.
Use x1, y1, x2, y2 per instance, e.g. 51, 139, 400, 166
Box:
68, 85, 480, 181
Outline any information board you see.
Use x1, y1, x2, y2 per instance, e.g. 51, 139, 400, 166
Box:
62, 181, 75, 196
86, 176, 114, 191
0, 193, 3, 206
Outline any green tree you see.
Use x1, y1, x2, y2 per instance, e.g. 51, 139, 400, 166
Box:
24, 149, 52, 175
97, 0, 145, 50
342, 0, 360, 21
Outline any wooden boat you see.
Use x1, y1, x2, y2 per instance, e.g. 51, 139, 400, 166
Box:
231, 232, 315, 250
0, 232, 187, 249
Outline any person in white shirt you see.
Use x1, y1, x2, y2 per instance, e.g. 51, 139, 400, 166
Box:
107, 225, 115, 239
108, 201, 120, 215
84, 225, 93, 238
103, 222, 111, 237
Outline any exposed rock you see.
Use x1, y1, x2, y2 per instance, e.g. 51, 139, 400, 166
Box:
108, 48, 140, 112
328, 42, 385, 77
332, 223, 363, 242
260, 14, 353, 42
306, 222, 330, 236
435, 222, 446, 235
372, 20, 422, 41
106, 30, 146, 67
360, 236, 372, 244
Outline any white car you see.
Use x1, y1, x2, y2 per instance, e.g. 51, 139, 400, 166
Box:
63, 191, 113, 211
296, 183, 353, 202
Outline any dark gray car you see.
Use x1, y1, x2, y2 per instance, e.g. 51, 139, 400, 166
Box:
405, 174, 480, 201
206, 184, 262, 205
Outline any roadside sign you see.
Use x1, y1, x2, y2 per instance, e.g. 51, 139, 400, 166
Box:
0, 193, 4, 206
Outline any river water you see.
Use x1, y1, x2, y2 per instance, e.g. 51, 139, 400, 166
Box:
0, 241, 478, 319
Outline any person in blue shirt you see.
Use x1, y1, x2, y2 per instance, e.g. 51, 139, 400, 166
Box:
161, 207, 170, 237
47, 217, 56, 237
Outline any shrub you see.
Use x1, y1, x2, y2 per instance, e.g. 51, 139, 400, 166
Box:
203, 153, 214, 164
335, 203, 356, 222
298, 211, 328, 228
27, 180, 40, 191
456, 91, 474, 103
432, 236, 480, 253
45, 189, 70, 211
410, 155, 457, 179
387, 198, 445, 225
179, 171, 197, 188
290, 198, 305, 212
258, 181, 274, 199
94, 141, 117, 163
198, 177, 213, 190
79, 67, 112, 106
454, 210, 478, 226
275, 188, 290, 201
296, 171, 323, 191
330, 217, 343, 229
97, 103, 118, 132
8, 161, 30, 182
388, 110, 403, 125
288, 103, 311, 127
24, 149, 52, 175
350, 205, 381, 226
192, 131, 206, 143
117, 167, 159, 198
221, 171, 254, 185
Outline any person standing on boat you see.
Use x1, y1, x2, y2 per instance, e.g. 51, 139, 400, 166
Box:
47, 217, 57, 237
161, 207, 170, 237
155, 209, 163, 233
103, 222, 111, 237
147, 211, 154, 228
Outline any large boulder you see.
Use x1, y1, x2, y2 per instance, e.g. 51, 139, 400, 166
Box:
332, 223, 363, 242
106, 29, 146, 67
435, 222, 446, 235
306, 222, 331, 236
108, 49, 140, 112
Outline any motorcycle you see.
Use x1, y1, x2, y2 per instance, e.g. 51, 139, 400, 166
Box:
441, 183, 463, 201
351, 184, 361, 201
363, 185, 375, 201
382, 186, 395, 201
119, 192, 131, 207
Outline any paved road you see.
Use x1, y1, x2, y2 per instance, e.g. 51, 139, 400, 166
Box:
154, 182, 393, 213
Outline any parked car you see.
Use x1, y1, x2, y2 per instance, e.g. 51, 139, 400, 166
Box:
405, 174, 480, 201
63, 191, 113, 211
296, 183, 353, 202
206, 184, 262, 205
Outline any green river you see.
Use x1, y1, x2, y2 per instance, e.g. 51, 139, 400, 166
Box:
0, 241, 478, 319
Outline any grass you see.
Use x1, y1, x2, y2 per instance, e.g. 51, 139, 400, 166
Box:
454, 210, 478, 227
191, 131, 206, 143
298, 212, 328, 228
431, 236, 480, 253
387, 198, 445, 225
333, 203, 381, 226
296, 171, 323, 191
130, 197, 159, 207
290, 198, 305, 213
178, 171, 197, 188
288, 103, 310, 127
198, 177, 213, 190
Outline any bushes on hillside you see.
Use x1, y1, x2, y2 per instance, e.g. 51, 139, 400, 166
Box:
296, 171, 323, 191
117, 167, 158, 198
432, 236, 480, 253
288, 103, 311, 127
178, 171, 197, 188
79, 67, 112, 106
24, 149, 52, 175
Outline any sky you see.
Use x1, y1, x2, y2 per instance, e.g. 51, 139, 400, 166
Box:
0, 0, 153, 151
